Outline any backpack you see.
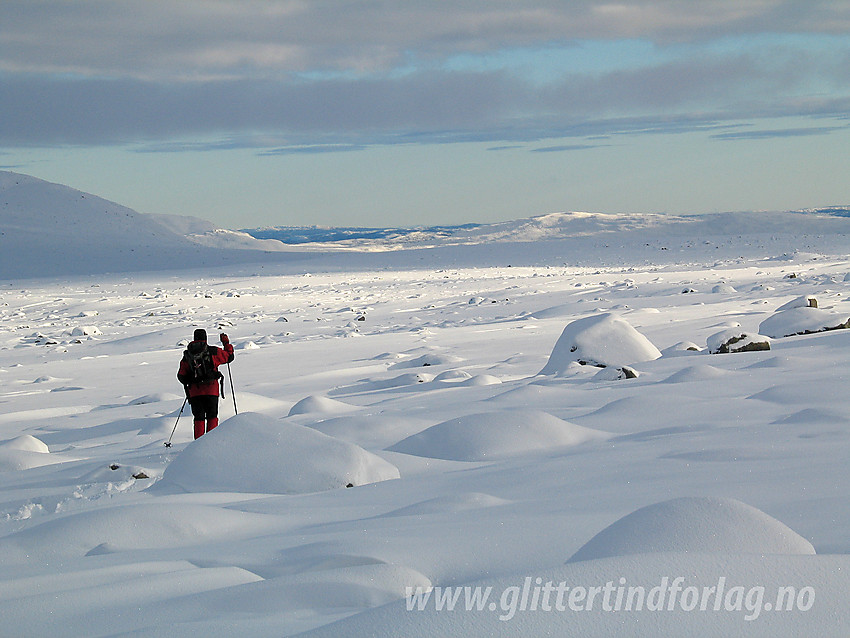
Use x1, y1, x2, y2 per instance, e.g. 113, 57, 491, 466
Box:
183, 341, 222, 385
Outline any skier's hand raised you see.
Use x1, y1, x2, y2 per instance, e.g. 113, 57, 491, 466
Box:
220, 333, 230, 345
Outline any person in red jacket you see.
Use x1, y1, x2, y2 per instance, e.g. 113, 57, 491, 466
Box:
177, 328, 235, 439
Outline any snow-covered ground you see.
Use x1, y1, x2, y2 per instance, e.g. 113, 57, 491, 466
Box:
1, 171, 850, 636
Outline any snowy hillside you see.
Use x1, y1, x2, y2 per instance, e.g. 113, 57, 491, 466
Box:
3, 170, 850, 280
1, 173, 850, 636
245, 208, 850, 254
0, 171, 285, 278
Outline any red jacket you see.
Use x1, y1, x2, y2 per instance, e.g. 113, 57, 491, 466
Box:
177, 340, 235, 397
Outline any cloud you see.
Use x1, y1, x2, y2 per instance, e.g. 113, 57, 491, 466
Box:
2, 2, 850, 152
530, 144, 603, 153
710, 126, 847, 141
3, 1, 850, 79
257, 144, 368, 156
3, 44, 848, 151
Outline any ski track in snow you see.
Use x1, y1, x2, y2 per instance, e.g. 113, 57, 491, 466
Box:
1, 191, 850, 634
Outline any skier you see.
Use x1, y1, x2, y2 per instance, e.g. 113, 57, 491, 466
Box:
177, 329, 234, 439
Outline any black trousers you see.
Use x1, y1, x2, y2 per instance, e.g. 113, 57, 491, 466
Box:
189, 395, 219, 421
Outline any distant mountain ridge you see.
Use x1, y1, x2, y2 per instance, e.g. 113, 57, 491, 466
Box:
2, 170, 849, 279
242, 207, 850, 248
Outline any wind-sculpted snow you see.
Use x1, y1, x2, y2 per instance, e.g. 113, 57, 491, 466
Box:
157, 412, 400, 494
759, 305, 850, 338
539, 313, 662, 374
389, 410, 609, 461
568, 497, 815, 563
1, 174, 850, 635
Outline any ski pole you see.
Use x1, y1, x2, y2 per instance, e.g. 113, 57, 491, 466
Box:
227, 361, 238, 415
165, 396, 188, 448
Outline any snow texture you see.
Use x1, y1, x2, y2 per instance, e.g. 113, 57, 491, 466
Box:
568, 497, 815, 562
158, 413, 399, 494
759, 306, 850, 338
706, 328, 772, 354
389, 410, 609, 461
539, 313, 661, 374
1, 171, 850, 636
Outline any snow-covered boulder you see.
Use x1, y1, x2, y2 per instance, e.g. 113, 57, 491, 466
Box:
288, 395, 357, 416
158, 412, 399, 494
759, 306, 850, 338
776, 295, 818, 311
592, 365, 639, 380
71, 326, 102, 337
711, 283, 737, 294
706, 329, 770, 354
660, 341, 702, 357
389, 410, 609, 461
568, 497, 815, 562
539, 313, 661, 375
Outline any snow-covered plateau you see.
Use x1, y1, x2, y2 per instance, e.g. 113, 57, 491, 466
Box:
1, 171, 850, 636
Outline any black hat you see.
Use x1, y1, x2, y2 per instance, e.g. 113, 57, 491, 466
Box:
193, 328, 207, 342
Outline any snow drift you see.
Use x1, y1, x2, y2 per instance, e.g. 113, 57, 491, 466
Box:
539, 313, 661, 375
389, 410, 609, 461
568, 497, 815, 562
157, 412, 399, 494
759, 306, 850, 338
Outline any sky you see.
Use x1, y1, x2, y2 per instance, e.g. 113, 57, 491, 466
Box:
1, 1, 850, 229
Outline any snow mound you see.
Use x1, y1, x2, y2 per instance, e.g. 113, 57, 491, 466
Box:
458, 374, 502, 386
389, 410, 609, 461
0, 435, 49, 454
712, 283, 738, 293
158, 412, 399, 494
568, 497, 814, 563
660, 341, 703, 357
289, 395, 357, 416
71, 326, 102, 337
662, 364, 729, 383
389, 353, 464, 369
529, 303, 575, 320
539, 313, 661, 375
759, 306, 850, 338
433, 370, 473, 382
